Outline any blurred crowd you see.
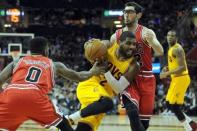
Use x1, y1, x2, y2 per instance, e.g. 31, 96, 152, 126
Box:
0, 0, 197, 116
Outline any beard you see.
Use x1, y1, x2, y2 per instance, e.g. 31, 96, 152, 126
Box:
124, 20, 134, 27
118, 47, 133, 59
168, 40, 176, 46
124, 17, 137, 27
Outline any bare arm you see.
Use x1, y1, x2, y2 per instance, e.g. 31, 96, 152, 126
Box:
143, 28, 164, 56
124, 59, 140, 83
0, 62, 14, 88
168, 47, 187, 75
160, 47, 186, 79
54, 62, 103, 82
110, 33, 116, 44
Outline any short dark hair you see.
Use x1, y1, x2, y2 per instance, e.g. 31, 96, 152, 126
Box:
125, 2, 144, 13
168, 29, 178, 37
29, 37, 49, 55
120, 31, 135, 42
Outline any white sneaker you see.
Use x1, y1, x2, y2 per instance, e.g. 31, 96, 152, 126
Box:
65, 115, 76, 125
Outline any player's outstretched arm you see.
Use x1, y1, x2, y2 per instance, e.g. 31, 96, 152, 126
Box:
54, 61, 104, 82
104, 59, 140, 94
0, 62, 14, 89
143, 28, 164, 56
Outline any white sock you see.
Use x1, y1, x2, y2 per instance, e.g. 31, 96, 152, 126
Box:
183, 113, 192, 123
68, 111, 81, 122
182, 120, 192, 131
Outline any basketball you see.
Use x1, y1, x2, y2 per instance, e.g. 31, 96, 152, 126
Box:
84, 39, 107, 62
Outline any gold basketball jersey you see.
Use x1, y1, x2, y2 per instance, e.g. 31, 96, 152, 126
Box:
168, 43, 188, 78
90, 43, 133, 97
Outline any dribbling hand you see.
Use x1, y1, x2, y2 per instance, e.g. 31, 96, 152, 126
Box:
161, 66, 168, 73
90, 61, 108, 75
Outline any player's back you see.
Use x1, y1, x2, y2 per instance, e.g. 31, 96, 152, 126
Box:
10, 55, 55, 94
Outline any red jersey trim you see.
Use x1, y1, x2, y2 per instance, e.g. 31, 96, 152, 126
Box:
50, 60, 55, 87
139, 26, 151, 48
13, 57, 24, 73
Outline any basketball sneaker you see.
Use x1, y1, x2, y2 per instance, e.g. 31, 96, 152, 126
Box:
190, 121, 197, 131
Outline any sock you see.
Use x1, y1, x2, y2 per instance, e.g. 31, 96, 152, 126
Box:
183, 113, 192, 123
182, 120, 192, 131
68, 111, 81, 123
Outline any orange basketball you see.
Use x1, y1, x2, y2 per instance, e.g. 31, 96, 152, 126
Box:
84, 39, 107, 63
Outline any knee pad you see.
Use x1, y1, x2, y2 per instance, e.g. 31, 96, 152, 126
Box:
171, 104, 185, 121
99, 96, 114, 111
166, 101, 171, 110
75, 122, 92, 131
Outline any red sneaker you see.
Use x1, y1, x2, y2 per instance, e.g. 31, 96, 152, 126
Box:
190, 121, 197, 131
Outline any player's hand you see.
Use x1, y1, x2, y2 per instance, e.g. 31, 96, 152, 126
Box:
90, 61, 107, 75
161, 66, 168, 73
160, 72, 169, 79
144, 30, 154, 42
98, 59, 109, 73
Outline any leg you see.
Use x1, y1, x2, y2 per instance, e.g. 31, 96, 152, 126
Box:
56, 116, 74, 131
138, 76, 156, 130
169, 104, 192, 131
122, 95, 145, 131
166, 75, 196, 130
68, 96, 113, 123
139, 93, 155, 130
27, 89, 73, 130
80, 96, 113, 117
68, 82, 112, 131
75, 122, 92, 131
170, 104, 185, 121
0, 89, 29, 130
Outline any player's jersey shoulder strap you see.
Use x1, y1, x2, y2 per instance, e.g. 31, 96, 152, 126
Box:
135, 24, 143, 42
49, 59, 55, 87
136, 25, 151, 48
13, 57, 24, 73
108, 42, 119, 54
115, 28, 123, 44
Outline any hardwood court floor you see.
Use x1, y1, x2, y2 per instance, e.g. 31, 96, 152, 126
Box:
18, 115, 197, 131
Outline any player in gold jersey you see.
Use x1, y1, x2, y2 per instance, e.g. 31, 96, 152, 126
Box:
160, 30, 197, 131
67, 31, 143, 131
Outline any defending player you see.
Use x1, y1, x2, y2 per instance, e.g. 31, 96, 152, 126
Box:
110, 2, 164, 130
0, 37, 104, 131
